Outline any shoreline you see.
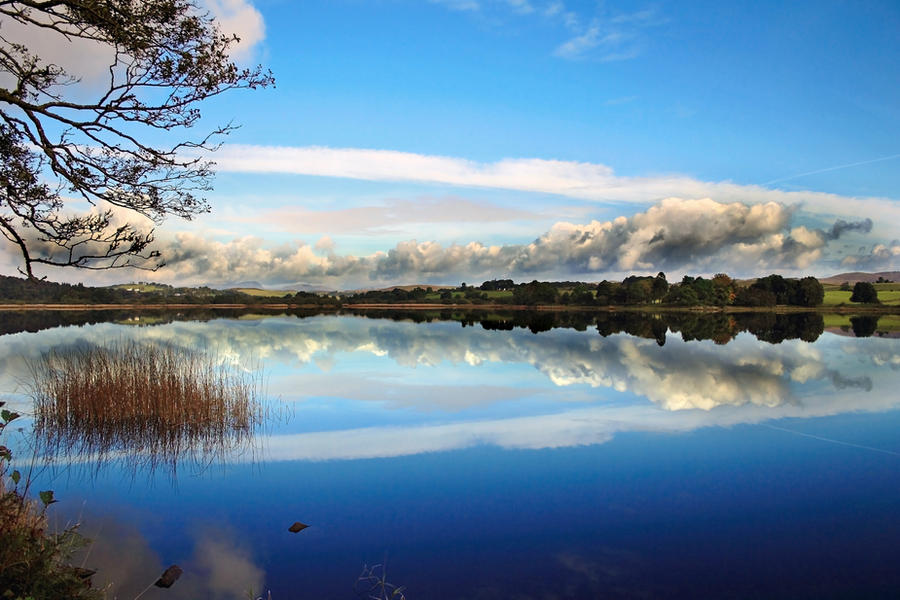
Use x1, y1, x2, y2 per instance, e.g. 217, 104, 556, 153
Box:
0, 302, 898, 314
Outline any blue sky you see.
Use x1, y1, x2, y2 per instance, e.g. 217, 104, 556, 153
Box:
4, 0, 900, 288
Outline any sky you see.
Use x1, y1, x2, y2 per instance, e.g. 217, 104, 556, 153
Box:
3, 0, 900, 289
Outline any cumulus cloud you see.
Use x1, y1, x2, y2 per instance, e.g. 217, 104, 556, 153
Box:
840, 241, 900, 270
209, 145, 900, 225
149, 198, 871, 286
826, 218, 873, 241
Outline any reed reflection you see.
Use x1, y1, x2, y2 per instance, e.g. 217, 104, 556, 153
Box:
29, 341, 265, 477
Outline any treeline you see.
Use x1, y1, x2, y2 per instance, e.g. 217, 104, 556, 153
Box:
0, 275, 339, 306
570, 273, 824, 307
342, 273, 826, 307
0, 272, 837, 308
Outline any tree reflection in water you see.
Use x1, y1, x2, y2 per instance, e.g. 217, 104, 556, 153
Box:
29, 341, 266, 478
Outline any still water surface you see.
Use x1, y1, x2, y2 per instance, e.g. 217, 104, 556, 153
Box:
1, 311, 899, 599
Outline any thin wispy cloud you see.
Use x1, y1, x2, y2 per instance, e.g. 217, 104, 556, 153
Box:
209, 144, 900, 224
551, 3, 660, 61
763, 153, 900, 186
232, 196, 540, 234
428, 0, 481, 12
427, 0, 659, 60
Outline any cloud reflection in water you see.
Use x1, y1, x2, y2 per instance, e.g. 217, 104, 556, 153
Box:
0, 314, 897, 463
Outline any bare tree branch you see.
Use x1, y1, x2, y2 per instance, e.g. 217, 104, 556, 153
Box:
0, 0, 273, 279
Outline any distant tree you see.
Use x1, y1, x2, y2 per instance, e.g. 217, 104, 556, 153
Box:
850, 281, 879, 303
839, 281, 851, 291
595, 280, 615, 305
709, 273, 735, 306
616, 275, 654, 304
666, 284, 700, 306
512, 280, 557, 305
751, 275, 791, 304
479, 279, 514, 291
733, 286, 776, 307
568, 284, 595, 306
651, 272, 669, 303
793, 277, 825, 307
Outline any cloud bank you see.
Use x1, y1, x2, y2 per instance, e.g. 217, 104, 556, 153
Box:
154, 197, 872, 286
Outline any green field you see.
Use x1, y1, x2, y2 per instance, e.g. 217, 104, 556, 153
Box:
109, 283, 170, 292
232, 288, 295, 298
822, 283, 900, 307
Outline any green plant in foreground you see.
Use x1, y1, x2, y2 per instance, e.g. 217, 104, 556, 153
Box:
0, 404, 101, 600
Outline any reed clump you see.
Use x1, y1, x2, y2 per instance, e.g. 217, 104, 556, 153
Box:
30, 341, 265, 474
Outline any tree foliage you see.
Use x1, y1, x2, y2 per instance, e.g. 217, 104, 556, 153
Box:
739, 274, 824, 307
512, 280, 558, 305
0, 0, 273, 279
850, 281, 879, 303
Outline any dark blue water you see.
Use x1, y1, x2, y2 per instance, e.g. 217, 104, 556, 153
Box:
2, 312, 898, 599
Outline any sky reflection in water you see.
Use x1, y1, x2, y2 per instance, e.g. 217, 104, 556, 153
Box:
1, 313, 899, 599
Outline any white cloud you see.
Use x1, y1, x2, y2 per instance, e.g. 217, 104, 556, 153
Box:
841, 242, 900, 269
146, 197, 871, 286
234, 196, 540, 234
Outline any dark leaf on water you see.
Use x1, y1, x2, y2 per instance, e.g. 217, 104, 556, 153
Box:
10, 470, 19, 485
288, 521, 309, 533
155, 564, 183, 588
38, 490, 56, 506
72, 567, 96, 580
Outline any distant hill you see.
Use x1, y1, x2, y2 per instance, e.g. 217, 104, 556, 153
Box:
820, 271, 900, 285
212, 280, 263, 290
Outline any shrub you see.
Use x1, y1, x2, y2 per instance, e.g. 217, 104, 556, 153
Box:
1, 406, 102, 600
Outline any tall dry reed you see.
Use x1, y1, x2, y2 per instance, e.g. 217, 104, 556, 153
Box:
29, 341, 265, 475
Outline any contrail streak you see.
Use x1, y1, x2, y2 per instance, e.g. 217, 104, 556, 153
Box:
764, 153, 900, 186
763, 424, 900, 457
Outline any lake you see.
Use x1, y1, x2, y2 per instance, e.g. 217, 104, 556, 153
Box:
1, 309, 899, 599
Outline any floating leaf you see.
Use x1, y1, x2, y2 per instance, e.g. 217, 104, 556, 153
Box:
72, 567, 96, 580
288, 521, 309, 533
1, 409, 19, 424
39, 490, 56, 506
155, 564, 183, 588
10, 470, 20, 485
